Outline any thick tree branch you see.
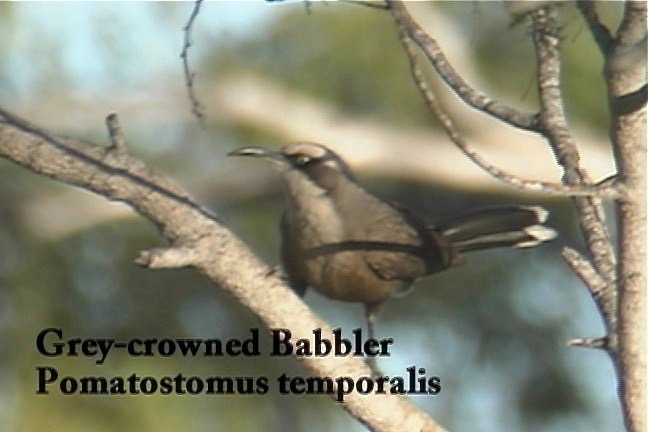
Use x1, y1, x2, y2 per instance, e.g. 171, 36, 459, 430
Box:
386, 0, 540, 132
0, 107, 445, 432
607, 2, 647, 431
610, 82, 648, 116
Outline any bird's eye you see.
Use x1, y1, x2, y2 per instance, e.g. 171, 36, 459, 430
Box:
295, 155, 312, 166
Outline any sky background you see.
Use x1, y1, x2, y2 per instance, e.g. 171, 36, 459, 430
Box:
4, 2, 277, 94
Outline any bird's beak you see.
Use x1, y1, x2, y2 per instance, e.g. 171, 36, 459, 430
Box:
227, 146, 285, 163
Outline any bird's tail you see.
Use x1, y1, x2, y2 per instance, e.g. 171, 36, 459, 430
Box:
437, 205, 557, 253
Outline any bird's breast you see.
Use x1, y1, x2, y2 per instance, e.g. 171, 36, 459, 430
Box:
281, 177, 425, 304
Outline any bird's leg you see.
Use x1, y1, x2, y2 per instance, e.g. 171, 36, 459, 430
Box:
365, 302, 384, 378
365, 303, 379, 342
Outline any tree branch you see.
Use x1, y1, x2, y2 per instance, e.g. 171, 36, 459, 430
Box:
531, 5, 618, 322
339, 0, 389, 10
607, 2, 647, 430
393, 21, 621, 199
610, 82, 648, 116
562, 246, 616, 350
180, 0, 206, 124
576, 1, 614, 53
0, 107, 445, 432
105, 112, 127, 152
568, 336, 609, 350
386, 0, 540, 132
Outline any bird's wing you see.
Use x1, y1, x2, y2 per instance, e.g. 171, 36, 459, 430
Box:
362, 201, 454, 280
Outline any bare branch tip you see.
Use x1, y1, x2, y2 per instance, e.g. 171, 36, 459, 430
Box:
105, 112, 127, 151
134, 250, 155, 268
181, 0, 206, 124
339, 0, 390, 10
567, 336, 608, 350
135, 246, 200, 270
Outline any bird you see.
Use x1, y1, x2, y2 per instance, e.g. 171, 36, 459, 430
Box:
229, 142, 557, 346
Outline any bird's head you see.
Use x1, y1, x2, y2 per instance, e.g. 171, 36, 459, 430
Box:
228, 142, 355, 191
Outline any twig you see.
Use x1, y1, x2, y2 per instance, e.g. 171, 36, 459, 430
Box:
562, 247, 616, 348
386, 0, 540, 132
105, 113, 127, 152
395, 27, 620, 199
339, 0, 389, 10
568, 337, 609, 349
180, 0, 205, 124
561, 247, 610, 310
576, 1, 614, 53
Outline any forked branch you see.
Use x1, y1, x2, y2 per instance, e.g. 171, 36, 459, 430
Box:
386, 0, 540, 131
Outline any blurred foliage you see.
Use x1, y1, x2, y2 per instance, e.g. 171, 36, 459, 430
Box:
0, 2, 625, 432
209, 1, 624, 134
207, 4, 439, 128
